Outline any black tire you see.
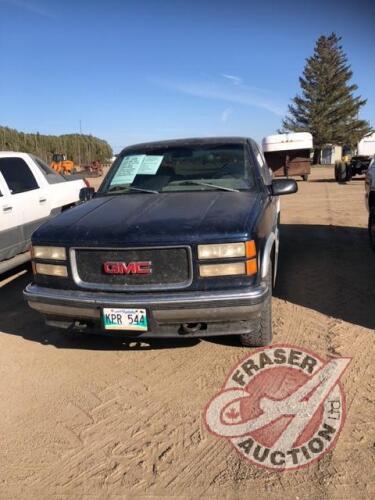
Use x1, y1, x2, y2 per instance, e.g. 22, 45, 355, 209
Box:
335, 161, 347, 183
369, 207, 375, 251
240, 268, 272, 347
302, 174, 309, 181
345, 166, 353, 182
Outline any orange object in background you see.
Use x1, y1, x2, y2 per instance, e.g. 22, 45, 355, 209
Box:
50, 153, 75, 174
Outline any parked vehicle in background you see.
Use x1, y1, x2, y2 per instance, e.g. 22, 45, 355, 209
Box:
0, 152, 86, 274
335, 132, 375, 182
365, 154, 375, 249
24, 137, 298, 347
80, 160, 104, 177
262, 132, 313, 181
50, 153, 76, 175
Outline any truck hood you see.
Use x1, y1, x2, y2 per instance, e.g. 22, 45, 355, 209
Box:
33, 191, 263, 246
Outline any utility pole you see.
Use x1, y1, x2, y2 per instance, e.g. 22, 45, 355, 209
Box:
78, 119, 82, 166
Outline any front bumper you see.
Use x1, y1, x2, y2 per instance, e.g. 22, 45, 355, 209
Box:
23, 283, 268, 337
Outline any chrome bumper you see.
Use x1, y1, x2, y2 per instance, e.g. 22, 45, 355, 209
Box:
23, 283, 268, 335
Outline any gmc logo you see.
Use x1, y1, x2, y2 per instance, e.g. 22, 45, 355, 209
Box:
103, 261, 152, 275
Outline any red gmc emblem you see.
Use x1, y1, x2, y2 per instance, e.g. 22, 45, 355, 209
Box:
103, 261, 152, 275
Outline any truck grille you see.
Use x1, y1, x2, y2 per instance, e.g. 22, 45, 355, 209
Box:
71, 247, 192, 291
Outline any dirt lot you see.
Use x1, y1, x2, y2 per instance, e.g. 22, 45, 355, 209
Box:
0, 167, 374, 499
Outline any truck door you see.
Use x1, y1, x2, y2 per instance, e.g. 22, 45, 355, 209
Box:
0, 156, 51, 251
0, 169, 24, 261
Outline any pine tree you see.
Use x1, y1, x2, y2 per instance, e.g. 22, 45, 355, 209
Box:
0, 126, 113, 164
281, 33, 372, 163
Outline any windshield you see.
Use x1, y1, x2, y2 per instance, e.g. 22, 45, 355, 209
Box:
100, 143, 256, 194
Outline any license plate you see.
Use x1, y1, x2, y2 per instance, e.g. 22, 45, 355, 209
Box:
102, 308, 148, 331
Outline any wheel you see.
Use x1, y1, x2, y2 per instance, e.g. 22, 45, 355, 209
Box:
240, 267, 272, 347
335, 161, 347, 183
302, 174, 309, 181
369, 207, 375, 251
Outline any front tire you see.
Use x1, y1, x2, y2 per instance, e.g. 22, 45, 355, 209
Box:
335, 161, 347, 183
240, 268, 272, 347
345, 165, 353, 182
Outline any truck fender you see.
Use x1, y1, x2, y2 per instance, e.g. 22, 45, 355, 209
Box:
261, 228, 279, 285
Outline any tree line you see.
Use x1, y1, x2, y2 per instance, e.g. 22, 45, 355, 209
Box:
0, 126, 113, 164
281, 33, 372, 163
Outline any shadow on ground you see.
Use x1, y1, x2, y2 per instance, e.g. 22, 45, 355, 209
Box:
274, 223, 375, 330
205, 223, 375, 348
309, 177, 365, 184
0, 268, 198, 350
309, 178, 338, 183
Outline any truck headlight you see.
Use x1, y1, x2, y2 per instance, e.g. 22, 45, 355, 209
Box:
198, 241, 257, 277
35, 263, 68, 277
32, 246, 66, 260
198, 241, 256, 260
199, 262, 246, 277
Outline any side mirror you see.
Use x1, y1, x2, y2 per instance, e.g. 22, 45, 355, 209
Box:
79, 187, 95, 202
271, 179, 298, 196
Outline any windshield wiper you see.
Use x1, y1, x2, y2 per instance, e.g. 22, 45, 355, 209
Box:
173, 180, 240, 192
107, 186, 159, 195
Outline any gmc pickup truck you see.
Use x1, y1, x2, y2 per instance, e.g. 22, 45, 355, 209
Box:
24, 138, 297, 346
0, 152, 86, 274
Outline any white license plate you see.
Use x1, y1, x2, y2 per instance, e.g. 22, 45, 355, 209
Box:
102, 308, 148, 331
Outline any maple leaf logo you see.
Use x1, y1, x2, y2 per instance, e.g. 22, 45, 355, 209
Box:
225, 407, 240, 420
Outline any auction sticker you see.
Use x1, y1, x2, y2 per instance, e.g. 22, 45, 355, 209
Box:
204, 345, 350, 471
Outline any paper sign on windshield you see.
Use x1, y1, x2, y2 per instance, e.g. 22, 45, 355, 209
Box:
138, 155, 164, 175
111, 154, 164, 185
111, 155, 146, 185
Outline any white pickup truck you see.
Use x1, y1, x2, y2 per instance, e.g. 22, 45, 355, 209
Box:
0, 152, 86, 274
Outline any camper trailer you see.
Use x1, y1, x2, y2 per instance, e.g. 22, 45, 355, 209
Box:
262, 132, 313, 181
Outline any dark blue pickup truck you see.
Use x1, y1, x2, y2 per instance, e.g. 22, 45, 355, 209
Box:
24, 137, 297, 346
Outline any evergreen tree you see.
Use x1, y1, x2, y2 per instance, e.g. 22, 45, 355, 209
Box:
281, 33, 372, 163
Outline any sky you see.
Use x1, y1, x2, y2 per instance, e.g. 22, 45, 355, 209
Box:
0, 0, 374, 153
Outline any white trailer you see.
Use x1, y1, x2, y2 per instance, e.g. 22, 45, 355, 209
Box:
262, 132, 313, 181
